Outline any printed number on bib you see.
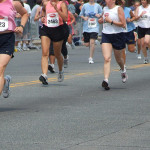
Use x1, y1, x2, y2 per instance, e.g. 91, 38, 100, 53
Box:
47, 13, 59, 27
0, 17, 8, 32
88, 18, 97, 28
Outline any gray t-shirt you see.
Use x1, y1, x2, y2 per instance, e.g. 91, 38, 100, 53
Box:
68, 4, 76, 14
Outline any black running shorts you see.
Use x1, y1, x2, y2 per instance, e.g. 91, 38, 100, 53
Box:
138, 26, 150, 39
0, 32, 15, 56
40, 24, 65, 42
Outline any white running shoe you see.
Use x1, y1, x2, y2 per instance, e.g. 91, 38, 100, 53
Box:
2, 75, 11, 98
71, 43, 75, 49
23, 43, 30, 51
137, 54, 142, 59
66, 42, 71, 48
121, 72, 128, 83
95, 40, 100, 45
89, 57, 94, 64
58, 71, 64, 82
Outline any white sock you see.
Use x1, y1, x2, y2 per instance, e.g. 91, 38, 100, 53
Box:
104, 79, 108, 83
50, 64, 54, 68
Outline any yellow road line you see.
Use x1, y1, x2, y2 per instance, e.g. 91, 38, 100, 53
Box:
10, 72, 93, 88
10, 64, 150, 88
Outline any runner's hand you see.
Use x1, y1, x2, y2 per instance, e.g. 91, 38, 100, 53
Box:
14, 26, 23, 34
83, 16, 88, 21
95, 14, 101, 18
126, 17, 131, 22
98, 17, 103, 24
105, 16, 112, 23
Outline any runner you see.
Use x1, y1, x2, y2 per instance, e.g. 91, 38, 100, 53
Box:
0, 0, 28, 98
135, 0, 150, 64
133, 1, 142, 59
66, 11, 75, 49
98, 0, 127, 90
80, 0, 102, 64
39, 0, 68, 85
119, 0, 136, 67
34, 0, 56, 73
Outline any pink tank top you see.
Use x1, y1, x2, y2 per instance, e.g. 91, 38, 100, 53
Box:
67, 11, 71, 25
0, 0, 16, 32
45, 1, 64, 27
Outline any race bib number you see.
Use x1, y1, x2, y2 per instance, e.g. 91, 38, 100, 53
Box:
0, 17, 8, 32
88, 18, 97, 28
47, 13, 59, 27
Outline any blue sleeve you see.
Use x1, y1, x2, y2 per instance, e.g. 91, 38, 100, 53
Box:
79, 4, 85, 16
98, 5, 102, 15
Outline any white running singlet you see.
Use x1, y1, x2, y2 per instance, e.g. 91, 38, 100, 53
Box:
138, 5, 150, 28
102, 6, 125, 34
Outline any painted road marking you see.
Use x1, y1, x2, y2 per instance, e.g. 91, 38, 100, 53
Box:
10, 64, 150, 88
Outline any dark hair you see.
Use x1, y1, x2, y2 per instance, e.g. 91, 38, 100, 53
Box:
36, 0, 42, 5
115, 0, 123, 5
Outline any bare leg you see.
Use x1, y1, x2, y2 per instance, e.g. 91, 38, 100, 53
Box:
102, 43, 112, 80
53, 40, 64, 71
0, 54, 11, 95
49, 55, 55, 64
41, 36, 50, 75
89, 39, 95, 58
122, 48, 126, 65
114, 49, 125, 71
141, 37, 147, 58
137, 38, 141, 55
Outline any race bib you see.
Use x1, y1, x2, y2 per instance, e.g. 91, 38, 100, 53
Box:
0, 17, 8, 32
88, 18, 97, 28
47, 13, 59, 27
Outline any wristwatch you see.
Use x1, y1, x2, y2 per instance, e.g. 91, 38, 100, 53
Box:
20, 25, 24, 29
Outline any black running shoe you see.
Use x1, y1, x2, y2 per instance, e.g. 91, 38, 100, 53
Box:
39, 75, 48, 85
102, 80, 110, 90
48, 65, 55, 73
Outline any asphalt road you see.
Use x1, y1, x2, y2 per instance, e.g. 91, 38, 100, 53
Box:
0, 44, 150, 150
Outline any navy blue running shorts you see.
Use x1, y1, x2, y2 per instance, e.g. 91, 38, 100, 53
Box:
83, 32, 98, 43
101, 32, 126, 50
138, 26, 150, 39
124, 30, 135, 45
0, 32, 15, 56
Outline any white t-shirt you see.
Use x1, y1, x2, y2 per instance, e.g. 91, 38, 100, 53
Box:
138, 5, 150, 28
102, 6, 125, 34
31, 4, 40, 20
24, 3, 31, 15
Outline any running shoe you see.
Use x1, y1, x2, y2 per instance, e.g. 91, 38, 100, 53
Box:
71, 43, 75, 49
48, 64, 55, 73
95, 40, 100, 45
64, 59, 68, 68
23, 43, 30, 51
121, 72, 128, 83
137, 54, 142, 59
102, 80, 110, 90
58, 71, 64, 82
2, 75, 11, 98
16, 46, 23, 52
66, 42, 71, 48
144, 59, 149, 64
89, 57, 94, 64
39, 74, 48, 85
